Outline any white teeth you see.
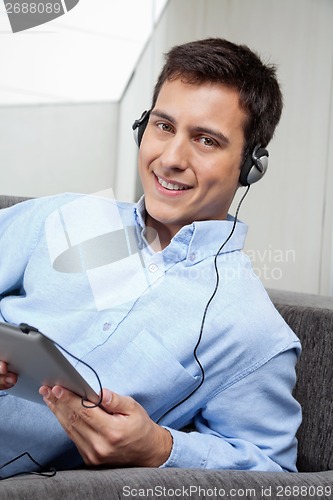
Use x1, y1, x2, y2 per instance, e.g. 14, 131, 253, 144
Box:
157, 175, 190, 191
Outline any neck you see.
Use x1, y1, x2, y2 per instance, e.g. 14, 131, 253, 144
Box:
145, 214, 179, 250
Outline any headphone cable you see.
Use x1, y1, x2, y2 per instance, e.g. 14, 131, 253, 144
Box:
157, 185, 250, 424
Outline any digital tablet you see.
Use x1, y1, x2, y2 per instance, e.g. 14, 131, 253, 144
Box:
0, 321, 100, 406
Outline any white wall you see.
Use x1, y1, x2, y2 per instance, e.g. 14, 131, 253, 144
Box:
116, 0, 333, 296
0, 102, 119, 197
1, 0, 332, 296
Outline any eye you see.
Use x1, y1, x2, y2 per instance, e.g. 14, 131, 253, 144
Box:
197, 136, 218, 148
157, 122, 174, 133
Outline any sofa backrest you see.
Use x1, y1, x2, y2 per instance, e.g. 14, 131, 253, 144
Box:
272, 298, 333, 472
0, 195, 30, 209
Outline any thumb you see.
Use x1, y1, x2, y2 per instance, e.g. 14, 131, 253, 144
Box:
101, 388, 137, 415
101, 388, 113, 406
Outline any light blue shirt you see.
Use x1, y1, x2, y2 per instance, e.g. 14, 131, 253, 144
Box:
0, 193, 301, 476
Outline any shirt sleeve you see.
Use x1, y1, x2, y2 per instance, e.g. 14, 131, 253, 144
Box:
161, 346, 301, 471
0, 202, 34, 294
0, 199, 47, 299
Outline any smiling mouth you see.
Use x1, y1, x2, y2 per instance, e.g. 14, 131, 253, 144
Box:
156, 174, 191, 191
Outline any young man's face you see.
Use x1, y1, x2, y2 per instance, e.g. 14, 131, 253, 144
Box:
138, 78, 247, 240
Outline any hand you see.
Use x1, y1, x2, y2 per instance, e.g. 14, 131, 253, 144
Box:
0, 360, 17, 390
39, 386, 173, 467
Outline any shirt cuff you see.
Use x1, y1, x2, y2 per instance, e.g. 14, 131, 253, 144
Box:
159, 426, 208, 468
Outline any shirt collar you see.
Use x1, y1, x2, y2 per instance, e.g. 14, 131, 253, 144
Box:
134, 195, 146, 230
134, 196, 248, 266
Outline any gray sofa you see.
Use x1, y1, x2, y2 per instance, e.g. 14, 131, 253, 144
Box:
1, 195, 333, 499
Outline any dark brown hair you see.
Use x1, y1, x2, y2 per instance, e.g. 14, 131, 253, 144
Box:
152, 38, 283, 159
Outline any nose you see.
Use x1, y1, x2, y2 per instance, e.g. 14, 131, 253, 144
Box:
159, 133, 190, 171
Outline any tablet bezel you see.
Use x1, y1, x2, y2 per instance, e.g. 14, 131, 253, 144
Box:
0, 321, 100, 406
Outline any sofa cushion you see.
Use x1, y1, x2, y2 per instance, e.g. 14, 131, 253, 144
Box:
1, 467, 333, 500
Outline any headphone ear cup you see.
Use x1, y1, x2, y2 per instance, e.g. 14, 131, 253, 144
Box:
132, 110, 150, 147
239, 146, 269, 186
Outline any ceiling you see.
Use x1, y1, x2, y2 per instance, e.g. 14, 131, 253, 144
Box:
0, 0, 168, 105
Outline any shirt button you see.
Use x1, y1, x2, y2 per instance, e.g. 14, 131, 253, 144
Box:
103, 322, 111, 331
148, 263, 158, 273
189, 252, 196, 261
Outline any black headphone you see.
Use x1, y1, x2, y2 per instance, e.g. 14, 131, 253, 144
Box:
132, 110, 268, 186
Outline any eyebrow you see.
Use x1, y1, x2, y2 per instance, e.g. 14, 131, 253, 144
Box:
150, 110, 175, 123
192, 126, 230, 146
150, 109, 230, 145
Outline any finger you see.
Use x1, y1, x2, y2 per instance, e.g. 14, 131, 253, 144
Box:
0, 362, 17, 388
40, 386, 95, 439
39, 385, 80, 413
2, 374, 17, 387
40, 385, 117, 465
0, 361, 8, 375
40, 385, 107, 433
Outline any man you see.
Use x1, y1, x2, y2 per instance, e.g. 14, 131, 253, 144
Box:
0, 38, 301, 476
